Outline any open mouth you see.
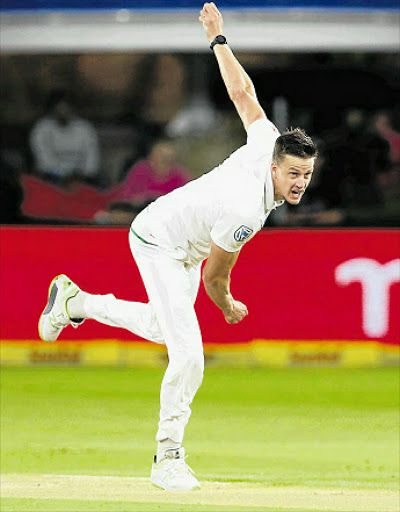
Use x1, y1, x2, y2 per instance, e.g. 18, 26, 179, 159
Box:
290, 189, 303, 200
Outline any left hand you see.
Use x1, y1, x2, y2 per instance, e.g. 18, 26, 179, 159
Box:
223, 299, 248, 324
199, 2, 224, 42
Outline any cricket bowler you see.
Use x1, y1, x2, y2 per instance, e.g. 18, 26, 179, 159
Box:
39, 2, 317, 491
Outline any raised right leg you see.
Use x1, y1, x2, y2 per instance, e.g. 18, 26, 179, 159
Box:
80, 293, 164, 344
38, 275, 164, 345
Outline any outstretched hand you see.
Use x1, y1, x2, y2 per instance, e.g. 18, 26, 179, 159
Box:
199, 2, 224, 42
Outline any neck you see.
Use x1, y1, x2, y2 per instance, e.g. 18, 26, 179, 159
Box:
273, 184, 284, 202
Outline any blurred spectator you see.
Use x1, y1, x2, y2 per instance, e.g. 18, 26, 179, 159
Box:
95, 140, 191, 224
370, 110, 400, 205
119, 140, 190, 204
322, 108, 390, 208
29, 90, 100, 187
372, 110, 400, 166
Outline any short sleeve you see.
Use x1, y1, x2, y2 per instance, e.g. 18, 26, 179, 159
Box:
211, 213, 259, 253
246, 118, 280, 158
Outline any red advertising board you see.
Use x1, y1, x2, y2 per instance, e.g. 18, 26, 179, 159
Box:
0, 226, 399, 345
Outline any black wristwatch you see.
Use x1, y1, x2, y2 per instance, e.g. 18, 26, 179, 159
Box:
210, 35, 227, 51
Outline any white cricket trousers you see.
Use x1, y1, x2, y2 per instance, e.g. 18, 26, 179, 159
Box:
83, 231, 204, 444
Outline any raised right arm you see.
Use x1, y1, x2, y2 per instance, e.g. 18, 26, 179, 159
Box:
199, 2, 266, 131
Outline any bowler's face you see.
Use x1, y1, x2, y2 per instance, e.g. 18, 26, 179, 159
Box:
271, 155, 314, 205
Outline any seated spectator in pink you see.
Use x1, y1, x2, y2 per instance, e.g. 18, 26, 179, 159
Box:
118, 140, 191, 207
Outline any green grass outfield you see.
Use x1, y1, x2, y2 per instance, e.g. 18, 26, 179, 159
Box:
1, 367, 399, 511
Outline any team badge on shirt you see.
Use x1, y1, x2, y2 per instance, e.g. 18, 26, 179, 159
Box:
234, 225, 253, 242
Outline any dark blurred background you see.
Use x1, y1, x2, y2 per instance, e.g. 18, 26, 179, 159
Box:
1, 1, 399, 227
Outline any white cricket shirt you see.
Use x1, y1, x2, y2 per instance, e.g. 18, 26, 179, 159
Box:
30, 117, 100, 178
131, 118, 283, 266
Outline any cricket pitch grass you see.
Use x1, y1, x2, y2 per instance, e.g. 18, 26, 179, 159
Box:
1, 366, 399, 511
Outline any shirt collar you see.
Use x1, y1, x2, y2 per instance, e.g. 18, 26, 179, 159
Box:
265, 165, 284, 212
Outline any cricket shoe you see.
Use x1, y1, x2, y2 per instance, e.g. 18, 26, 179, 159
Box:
151, 447, 201, 491
38, 274, 84, 343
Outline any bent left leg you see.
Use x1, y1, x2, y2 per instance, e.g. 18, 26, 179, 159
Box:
131, 247, 204, 445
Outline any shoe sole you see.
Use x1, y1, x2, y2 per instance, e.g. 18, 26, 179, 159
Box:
38, 274, 66, 343
151, 478, 200, 491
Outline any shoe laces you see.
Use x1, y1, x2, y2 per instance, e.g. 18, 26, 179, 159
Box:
164, 456, 196, 481
49, 312, 70, 329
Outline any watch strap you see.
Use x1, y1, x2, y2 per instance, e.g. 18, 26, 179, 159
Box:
210, 35, 227, 51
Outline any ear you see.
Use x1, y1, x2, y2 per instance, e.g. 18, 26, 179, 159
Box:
271, 161, 278, 177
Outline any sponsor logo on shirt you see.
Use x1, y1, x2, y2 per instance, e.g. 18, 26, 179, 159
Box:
234, 225, 253, 242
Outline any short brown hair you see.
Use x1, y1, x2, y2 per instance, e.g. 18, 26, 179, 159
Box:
273, 128, 317, 163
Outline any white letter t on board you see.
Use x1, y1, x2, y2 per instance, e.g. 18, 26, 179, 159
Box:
335, 258, 400, 338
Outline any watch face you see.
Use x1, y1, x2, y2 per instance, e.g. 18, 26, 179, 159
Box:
210, 35, 227, 50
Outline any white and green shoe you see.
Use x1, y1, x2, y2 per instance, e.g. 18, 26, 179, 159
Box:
38, 274, 84, 343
